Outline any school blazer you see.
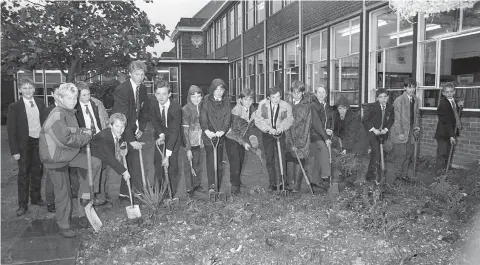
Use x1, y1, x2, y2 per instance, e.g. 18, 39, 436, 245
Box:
149, 97, 182, 154
391, 92, 420, 144
90, 128, 126, 175
435, 96, 461, 139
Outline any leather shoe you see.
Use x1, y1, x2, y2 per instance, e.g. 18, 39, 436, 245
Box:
59, 229, 76, 238
31, 200, 47, 207
16, 206, 28, 216
47, 203, 56, 213
79, 197, 107, 207
78, 216, 89, 228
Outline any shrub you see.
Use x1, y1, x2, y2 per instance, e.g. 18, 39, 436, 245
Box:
91, 80, 120, 109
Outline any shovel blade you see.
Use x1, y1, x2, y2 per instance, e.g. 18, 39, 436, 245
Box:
126, 205, 142, 219
85, 202, 102, 232
328, 183, 340, 197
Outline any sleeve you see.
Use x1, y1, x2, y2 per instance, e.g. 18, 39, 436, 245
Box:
344, 113, 359, 150
326, 106, 333, 130
91, 136, 126, 175
225, 113, 247, 146
138, 89, 149, 132
385, 105, 395, 130
277, 103, 293, 133
199, 100, 209, 132
166, 106, 182, 155
45, 112, 91, 148
362, 104, 375, 133
437, 101, 455, 137
310, 106, 328, 141
253, 101, 271, 133
393, 98, 404, 135
7, 104, 19, 155
94, 98, 109, 130
149, 99, 163, 138
182, 108, 192, 151
220, 104, 232, 133
112, 85, 134, 142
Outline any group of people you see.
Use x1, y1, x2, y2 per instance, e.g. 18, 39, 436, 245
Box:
8, 59, 464, 238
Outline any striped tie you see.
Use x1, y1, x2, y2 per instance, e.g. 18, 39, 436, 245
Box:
451, 100, 461, 130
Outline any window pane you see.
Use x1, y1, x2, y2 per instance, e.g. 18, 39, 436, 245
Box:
257, 73, 265, 102
423, 42, 436, 86
285, 67, 299, 91
257, 0, 265, 23
377, 11, 397, 49
270, 0, 282, 15
256, 53, 264, 73
399, 16, 413, 44
306, 61, 327, 92
351, 19, 360, 54
45, 73, 61, 84
247, 56, 255, 75
247, 0, 254, 29
229, 9, 235, 40
307, 32, 321, 64
169, 68, 178, 82
321, 31, 328, 61
384, 45, 413, 89
463, 2, 480, 31
285, 41, 296, 69
331, 92, 359, 106
237, 3, 242, 35
34, 72, 43, 83
334, 21, 350, 58
426, 10, 460, 39
375, 51, 384, 88
341, 55, 360, 92
269, 47, 279, 70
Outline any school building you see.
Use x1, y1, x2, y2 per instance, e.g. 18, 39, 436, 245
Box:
9, 0, 480, 168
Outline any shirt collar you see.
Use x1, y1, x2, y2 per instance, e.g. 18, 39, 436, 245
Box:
159, 99, 170, 109
111, 129, 119, 140
22, 97, 35, 106
81, 101, 92, 109
130, 79, 140, 90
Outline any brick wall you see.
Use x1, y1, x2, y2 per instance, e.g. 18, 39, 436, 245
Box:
180, 63, 229, 105
180, 32, 206, 59
227, 36, 242, 61
419, 114, 480, 168
215, 45, 227, 59
302, 1, 363, 32
244, 21, 264, 55
266, 2, 299, 46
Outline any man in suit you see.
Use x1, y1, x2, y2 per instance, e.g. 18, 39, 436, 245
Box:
434, 82, 464, 175
362, 88, 394, 183
391, 82, 421, 183
112, 60, 149, 199
90, 113, 131, 206
75, 81, 103, 134
150, 81, 182, 197
7, 78, 46, 216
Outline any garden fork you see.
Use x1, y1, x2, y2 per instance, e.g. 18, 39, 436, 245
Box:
209, 137, 227, 202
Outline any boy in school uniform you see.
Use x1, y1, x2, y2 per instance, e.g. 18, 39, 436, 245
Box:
434, 82, 464, 176
7, 78, 46, 216
390, 82, 420, 183
362, 88, 395, 183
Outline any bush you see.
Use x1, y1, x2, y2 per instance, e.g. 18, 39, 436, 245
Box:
91, 80, 120, 109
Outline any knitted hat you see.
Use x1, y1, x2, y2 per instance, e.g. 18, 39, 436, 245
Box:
336, 95, 350, 108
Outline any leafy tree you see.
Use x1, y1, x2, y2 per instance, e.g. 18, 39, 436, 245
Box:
1, 0, 168, 81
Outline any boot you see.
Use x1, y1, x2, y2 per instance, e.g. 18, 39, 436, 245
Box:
292, 164, 303, 193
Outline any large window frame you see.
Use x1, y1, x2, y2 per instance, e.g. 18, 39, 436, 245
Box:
331, 18, 361, 106
256, 52, 265, 102
228, 8, 235, 41
206, 25, 214, 54
306, 29, 328, 92
245, 0, 265, 30
268, 45, 284, 94
269, 0, 296, 16
416, 6, 480, 111
284, 39, 300, 93
229, 60, 243, 102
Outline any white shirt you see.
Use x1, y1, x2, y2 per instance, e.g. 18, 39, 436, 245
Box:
449, 98, 456, 109
22, 97, 41, 138
80, 101, 100, 134
158, 99, 172, 157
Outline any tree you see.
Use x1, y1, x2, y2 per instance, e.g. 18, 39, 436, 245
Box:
1, 0, 168, 81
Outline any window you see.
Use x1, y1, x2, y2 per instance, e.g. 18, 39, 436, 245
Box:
221, 15, 227, 46
245, 55, 256, 93
207, 26, 214, 54
229, 8, 235, 41
256, 52, 265, 102
236, 3, 242, 36
284, 40, 300, 92
306, 30, 328, 92
215, 20, 221, 49
156, 67, 180, 103
269, 46, 284, 94
246, 0, 264, 30
369, 8, 414, 104
269, 0, 296, 16
331, 18, 361, 105
229, 60, 243, 102
256, 0, 265, 24
417, 3, 480, 110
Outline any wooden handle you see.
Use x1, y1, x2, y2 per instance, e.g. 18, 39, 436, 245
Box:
122, 156, 134, 207
86, 143, 94, 198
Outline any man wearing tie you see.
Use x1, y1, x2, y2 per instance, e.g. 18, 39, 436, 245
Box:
7, 78, 46, 216
362, 88, 394, 182
112, 61, 149, 199
75, 82, 103, 135
434, 82, 464, 175
150, 81, 182, 196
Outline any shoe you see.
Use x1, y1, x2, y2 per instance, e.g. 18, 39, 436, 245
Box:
118, 194, 130, 201
16, 206, 28, 216
59, 229, 76, 238
71, 193, 78, 199
231, 186, 240, 195
278, 183, 292, 192
209, 184, 216, 194
47, 203, 56, 213
79, 197, 107, 207
194, 186, 207, 194
268, 184, 277, 192
78, 216, 89, 228
31, 200, 47, 206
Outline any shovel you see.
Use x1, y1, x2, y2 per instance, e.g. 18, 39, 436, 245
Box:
209, 137, 227, 202
85, 143, 103, 232
275, 135, 289, 196
122, 155, 141, 219
412, 129, 420, 183
155, 142, 179, 207
327, 142, 339, 196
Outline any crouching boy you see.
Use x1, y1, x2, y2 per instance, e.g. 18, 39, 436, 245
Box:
39, 83, 103, 238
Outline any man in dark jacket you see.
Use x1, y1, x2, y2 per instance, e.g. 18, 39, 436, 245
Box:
7, 78, 46, 216
112, 60, 149, 199
200, 79, 231, 193
332, 95, 364, 155
150, 81, 182, 197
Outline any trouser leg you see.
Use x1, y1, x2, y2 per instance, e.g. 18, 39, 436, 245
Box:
226, 139, 243, 188
435, 139, 451, 171
27, 138, 43, 202
263, 134, 277, 186
49, 166, 71, 229
16, 154, 29, 207
315, 140, 331, 178
120, 146, 143, 196
45, 170, 55, 204
69, 153, 102, 217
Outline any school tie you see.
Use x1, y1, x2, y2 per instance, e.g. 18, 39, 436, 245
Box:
380, 105, 385, 129
85, 105, 96, 134
29, 101, 34, 108
114, 136, 121, 160
161, 106, 166, 127
135, 85, 140, 114
450, 100, 461, 130
245, 108, 249, 119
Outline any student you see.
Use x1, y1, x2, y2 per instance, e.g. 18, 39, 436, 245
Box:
332, 95, 364, 155
286, 81, 326, 193
253, 87, 293, 191
75, 81, 104, 134
150, 81, 182, 197
362, 88, 395, 183
7, 78, 46, 216
391, 82, 420, 183
90, 113, 131, 206
200, 79, 231, 193
39, 83, 103, 238
434, 82, 463, 176
225, 88, 262, 195
182, 85, 205, 197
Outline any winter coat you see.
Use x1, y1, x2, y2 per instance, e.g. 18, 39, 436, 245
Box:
391, 92, 420, 144
182, 85, 203, 150
310, 95, 330, 142
226, 101, 262, 148
39, 105, 91, 169
434, 95, 461, 140
333, 108, 363, 153
253, 99, 293, 134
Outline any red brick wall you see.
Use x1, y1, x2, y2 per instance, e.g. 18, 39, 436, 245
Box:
420, 114, 480, 168
266, 2, 298, 46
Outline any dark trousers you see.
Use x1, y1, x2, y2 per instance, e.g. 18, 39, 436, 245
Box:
226, 138, 245, 188
435, 138, 452, 171
393, 139, 415, 180
154, 145, 179, 197
17, 137, 43, 207
120, 144, 143, 196
366, 133, 383, 180
185, 146, 203, 191
263, 133, 286, 186
205, 138, 224, 189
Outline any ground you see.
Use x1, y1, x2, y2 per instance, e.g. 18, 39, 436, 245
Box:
1, 125, 480, 265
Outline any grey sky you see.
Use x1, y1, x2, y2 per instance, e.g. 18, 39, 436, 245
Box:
136, 0, 212, 56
